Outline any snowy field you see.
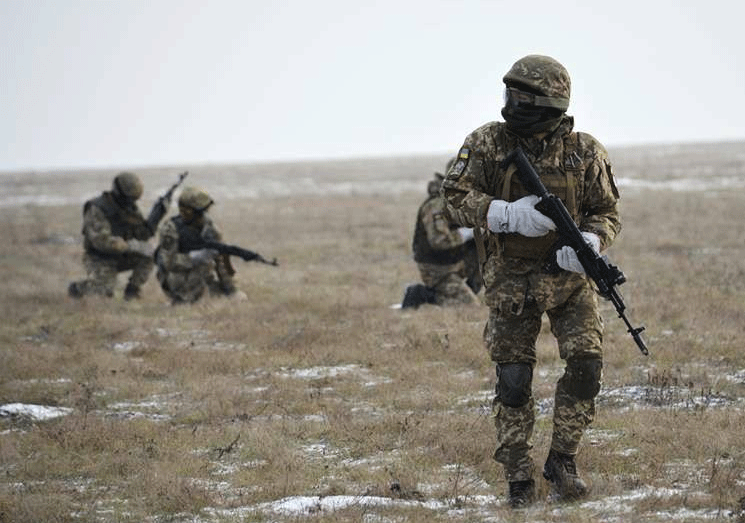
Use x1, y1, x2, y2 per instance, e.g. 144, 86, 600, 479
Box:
2, 141, 745, 522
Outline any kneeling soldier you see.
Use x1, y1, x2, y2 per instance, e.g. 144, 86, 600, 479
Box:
68, 172, 155, 300
156, 186, 242, 304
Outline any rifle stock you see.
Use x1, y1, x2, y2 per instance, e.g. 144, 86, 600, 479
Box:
501, 147, 648, 355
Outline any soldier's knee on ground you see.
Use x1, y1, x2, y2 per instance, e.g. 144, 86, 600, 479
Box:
401, 284, 437, 309
497, 363, 533, 407
563, 358, 602, 400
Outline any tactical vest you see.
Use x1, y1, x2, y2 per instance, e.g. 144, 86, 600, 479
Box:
172, 215, 206, 253
83, 192, 144, 252
498, 133, 585, 260
412, 196, 464, 265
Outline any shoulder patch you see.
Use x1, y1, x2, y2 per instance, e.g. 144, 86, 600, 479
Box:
450, 147, 470, 176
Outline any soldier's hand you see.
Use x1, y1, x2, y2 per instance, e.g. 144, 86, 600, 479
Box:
556, 232, 600, 274
487, 195, 556, 237
126, 239, 154, 257
188, 248, 217, 265
458, 227, 474, 242
112, 237, 129, 253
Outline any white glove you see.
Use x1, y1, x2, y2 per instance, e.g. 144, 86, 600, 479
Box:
188, 248, 217, 265
556, 232, 601, 274
458, 227, 474, 242
126, 239, 154, 257
486, 195, 556, 237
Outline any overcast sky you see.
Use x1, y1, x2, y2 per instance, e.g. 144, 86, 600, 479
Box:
2, 0, 744, 171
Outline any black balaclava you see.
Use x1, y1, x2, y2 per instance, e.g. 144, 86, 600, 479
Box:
502, 84, 565, 137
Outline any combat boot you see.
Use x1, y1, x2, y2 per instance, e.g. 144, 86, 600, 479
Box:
508, 479, 535, 509
543, 449, 588, 500
124, 283, 141, 300
401, 284, 436, 309
68, 282, 83, 298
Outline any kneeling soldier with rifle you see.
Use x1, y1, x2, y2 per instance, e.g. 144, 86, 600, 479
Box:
156, 186, 277, 304
68, 171, 182, 300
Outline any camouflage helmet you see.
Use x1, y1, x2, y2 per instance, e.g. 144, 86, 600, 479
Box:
112, 171, 144, 200
178, 186, 213, 212
503, 55, 570, 111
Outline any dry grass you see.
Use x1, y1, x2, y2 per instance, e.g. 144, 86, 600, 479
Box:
1, 144, 745, 522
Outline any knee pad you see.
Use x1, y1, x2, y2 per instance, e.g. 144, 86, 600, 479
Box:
565, 358, 602, 400
497, 363, 533, 408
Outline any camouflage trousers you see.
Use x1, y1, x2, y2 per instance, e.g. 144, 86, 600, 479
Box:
484, 280, 602, 482
418, 261, 479, 306
157, 264, 235, 304
70, 251, 153, 297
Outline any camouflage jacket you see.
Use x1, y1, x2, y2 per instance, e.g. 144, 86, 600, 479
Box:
412, 194, 467, 265
82, 192, 151, 256
156, 215, 234, 284
441, 116, 621, 312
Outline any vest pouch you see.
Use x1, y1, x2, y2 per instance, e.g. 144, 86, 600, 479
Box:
500, 169, 569, 261
501, 230, 558, 260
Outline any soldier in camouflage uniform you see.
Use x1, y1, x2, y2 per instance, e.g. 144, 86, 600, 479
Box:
402, 159, 480, 308
68, 172, 156, 300
155, 186, 242, 304
442, 55, 621, 507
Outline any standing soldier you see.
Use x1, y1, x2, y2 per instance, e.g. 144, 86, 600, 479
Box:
442, 55, 621, 507
401, 158, 480, 308
68, 172, 157, 300
155, 186, 242, 304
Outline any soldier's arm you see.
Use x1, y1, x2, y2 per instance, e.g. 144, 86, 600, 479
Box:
200, 218, 223, 243
422, 198, 467, 251
441, 138, 496, 231
132, 207, 154, 241
83, 205, 128, 254
578, 147, 622, 251
156, 221, 194, 271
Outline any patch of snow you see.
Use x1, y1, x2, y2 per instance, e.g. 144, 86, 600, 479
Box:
110, 341, 143, 353
0, 403, 73, 420
278, 364, 365, 379
725, 369, 745, 384
261, 495, 448, 516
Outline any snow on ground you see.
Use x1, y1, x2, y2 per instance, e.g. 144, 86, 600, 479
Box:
0, 403, 73, 421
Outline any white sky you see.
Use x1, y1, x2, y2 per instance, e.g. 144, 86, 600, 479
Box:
2, 0, 744, 171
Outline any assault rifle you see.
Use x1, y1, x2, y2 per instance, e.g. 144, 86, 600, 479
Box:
147, 171, 189, 234
501, 147, 648, 355
192, 239, 279, 267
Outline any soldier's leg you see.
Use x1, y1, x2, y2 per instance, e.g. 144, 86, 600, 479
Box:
165, 269, 207, 304
432, 272, 479, 306
484, 303, 542, 483
214, 254, 237, 296
544, 282, 603, 498
126, 255, 154, 290
71, 254, 118, 297
421, 262, 478, 307
119, 254, 154, 299
206, 271, 234, 297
